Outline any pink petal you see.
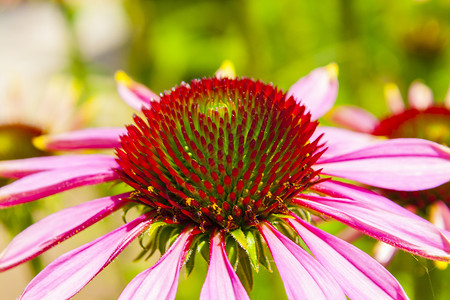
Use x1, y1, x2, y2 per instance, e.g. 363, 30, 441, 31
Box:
116, 71, 160, 111
34, 128, 126, 151
0, 164, 120, 208
330, 105, 380, 133
288, 217, 408, 300
311, 126, 381, 161
200, 231, 250, 300
0, 154, 116, 178
294, 180, 450, 261
259, 222, 346, 300
373, 241, 398, 266
316, 138, 450, 191
408, 81, 433, 110
119, 228, 195, 300
287, 63, 339, 121
21, 213, 153, 300
430, 201, 450, 231
0, 194, 128, 271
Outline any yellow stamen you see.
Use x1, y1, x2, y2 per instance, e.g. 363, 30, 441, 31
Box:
210, 203, 222, 214
185, 197, 194, 206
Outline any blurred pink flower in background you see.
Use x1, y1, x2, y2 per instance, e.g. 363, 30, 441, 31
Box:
331, 80, 450, 266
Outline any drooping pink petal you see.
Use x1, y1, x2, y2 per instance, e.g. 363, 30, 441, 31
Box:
33, 127, 126, 151
288, 217, 408, 300
0, 194, 128, 271
287, 63, 339, 121
373, 241, 398, 266
294, 180, 450, 262
316, 138, 450, 191
0, 154, 116, 179
20, 213, 153, 300
259, 222, 346, 300
311, 126, 381, 161
408, 81, 433, 110
119, 228, 195, 300
430, 201, 450, 231
0, 164, 120, 208
116, 71, 160, 111
330, 105, 380, 133
200, 231, 250, 300
384, 83, 405, 114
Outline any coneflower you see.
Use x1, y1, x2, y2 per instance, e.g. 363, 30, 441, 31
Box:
0, 65, 449, 299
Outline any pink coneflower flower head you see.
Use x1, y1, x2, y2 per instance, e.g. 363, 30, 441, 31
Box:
0, 65, 450, 299
332, 80, 450, 265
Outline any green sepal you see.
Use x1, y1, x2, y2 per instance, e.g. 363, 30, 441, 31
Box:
275, 221, 298, 244
146, 226, 163, 259
199, 238, 210, 262
147, 221, 166, 238
134, 236, 152, 261
225, 236, 238, 268
230, 228, 248, 251
157, 226, 178, 254
270, 213, 295, 220
255, 231, 272, 272
245, 230, 259, 272
185, 233, 208, 277
121, 202, 138, 223
184, 249, 196, 278
290, 207, 311, 222
235, 245, 254, 293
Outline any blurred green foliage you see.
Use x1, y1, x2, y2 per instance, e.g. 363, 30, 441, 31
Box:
58, 0, 450, 115
118, 0, 450, 114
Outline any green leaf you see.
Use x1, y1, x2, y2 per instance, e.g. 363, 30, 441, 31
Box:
230, 228, 248, 250
245, 231, 259, 272
235, 246, 254, 293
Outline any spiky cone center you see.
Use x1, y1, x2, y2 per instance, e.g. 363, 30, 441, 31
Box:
372, 106, 450, 210
116, 77, 324, 232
